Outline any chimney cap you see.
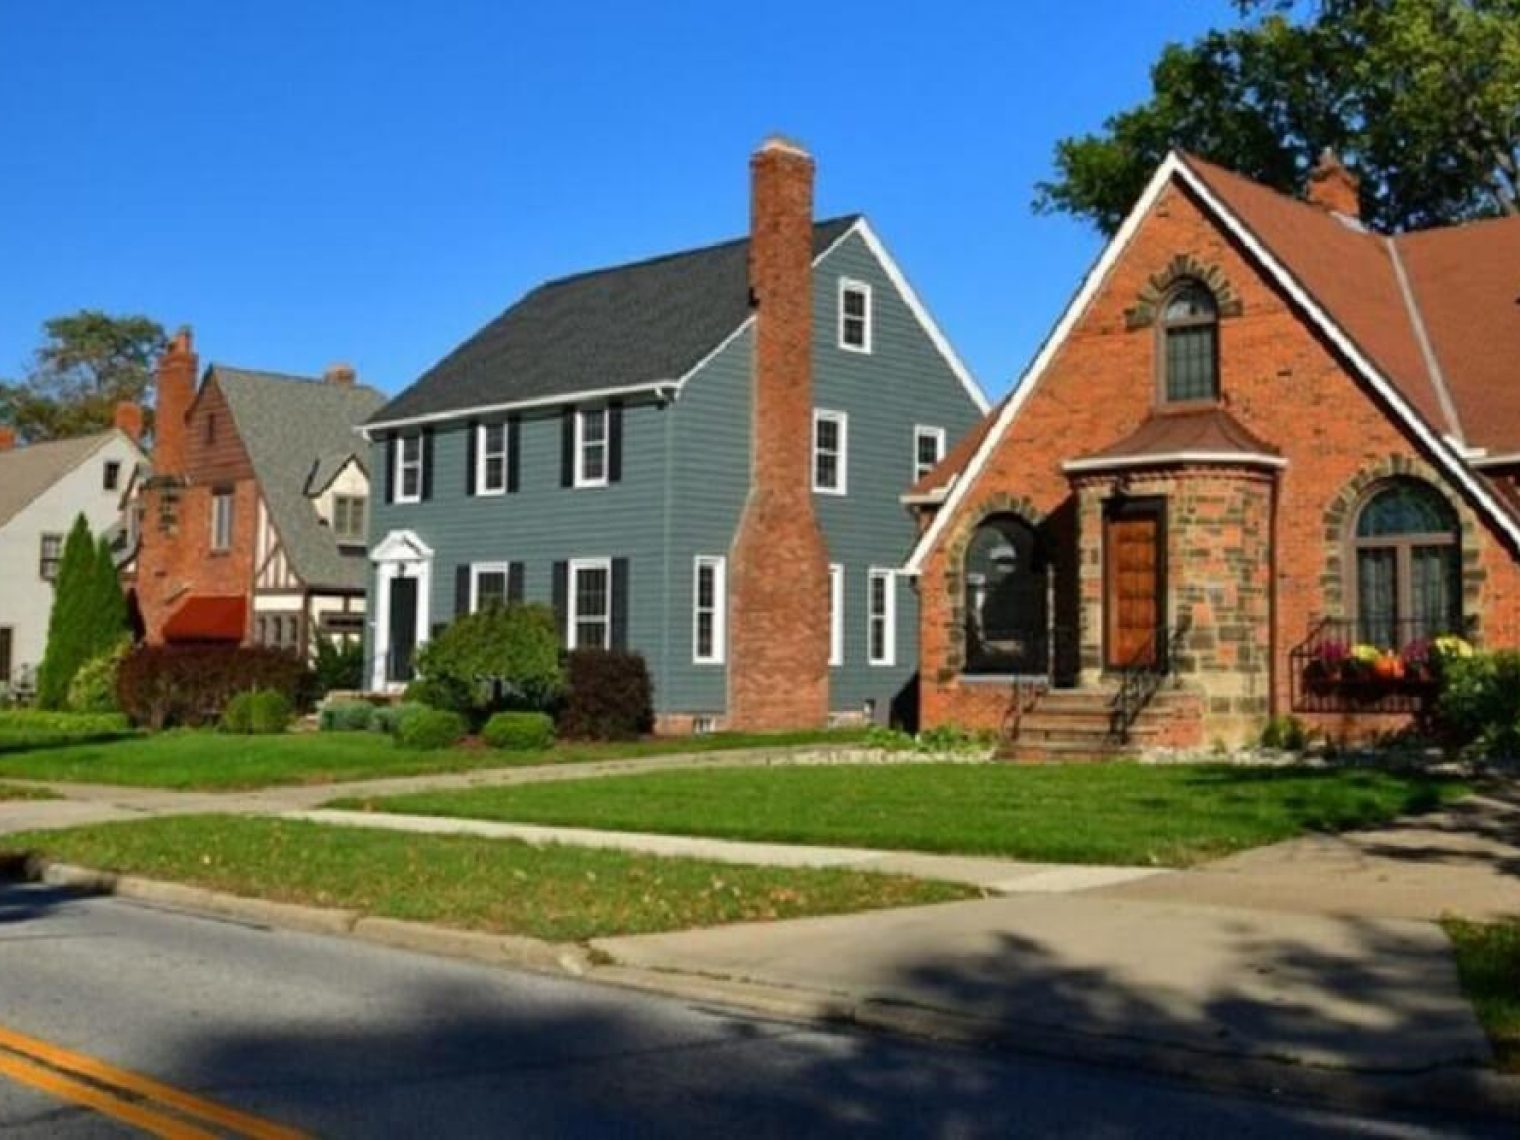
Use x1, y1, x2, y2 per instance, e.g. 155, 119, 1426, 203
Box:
323, 362, 357, 386
1307, 149, 1360, 218
756, 134, 811, 159
167, 326, 194, 355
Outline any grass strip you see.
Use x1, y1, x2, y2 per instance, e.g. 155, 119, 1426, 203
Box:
0, 727, 868, 791
1444, 918, 1520, 1073
2, 815, 973, 942
0, 784, 57, 802
337, 762, 1468, 867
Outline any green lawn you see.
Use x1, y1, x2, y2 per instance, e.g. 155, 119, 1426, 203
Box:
1, 815, 973, 942
0, 727, 867, 791
337, 763, 1468, 867
1444, 919, 1520, 1072
0, 784, 56, 802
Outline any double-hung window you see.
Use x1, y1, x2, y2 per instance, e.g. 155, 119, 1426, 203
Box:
575, 408, 609, 488
471, 562, 511, 612
692, 556, 727, 664
569, 558, 612, 649
867, 569, 896, 667
210, 489, 234, 553
332, 495, 367, 544
396, 433, 423, 503
38, 534, 63, 582
828, 563, 844, 667
838, 279, 872, 353
103, 461, 121, 491
477, 422, 509, 495
813, 410, 848, 495
913, 426, 946, 483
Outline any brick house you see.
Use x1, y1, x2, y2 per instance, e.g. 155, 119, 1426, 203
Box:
363, 138, 986, 730
904, 151, 1520, 754
134, 335, 385, 656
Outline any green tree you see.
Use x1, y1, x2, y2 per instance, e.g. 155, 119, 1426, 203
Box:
1035, 0, 1520, 235
36, 520, 131, 709
414, 604, 564, 719
0, 311, 166, 443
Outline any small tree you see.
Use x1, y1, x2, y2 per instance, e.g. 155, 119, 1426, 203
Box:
36, 515, 99, 708
414, 603, 563, 720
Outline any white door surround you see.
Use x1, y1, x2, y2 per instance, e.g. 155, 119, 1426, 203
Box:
370, 529, 433, 692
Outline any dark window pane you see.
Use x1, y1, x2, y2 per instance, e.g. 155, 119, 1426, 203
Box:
1356, 483, 1456, 537
1356, 547, 1397, 647
1165, 325, 1217, 402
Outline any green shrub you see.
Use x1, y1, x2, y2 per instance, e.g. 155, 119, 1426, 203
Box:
403, 676, 475, 716
222, 692, 256, 735
372, 702, 427, 736
1435, 650, 1520, 757
116, 645, 312, 730
414, 604, 563, 720
396, 707, 466, 751
916, 724, 986, 753
312, 635, 365, 695
557, 649, 654, 741
1260, 714, 1311, 751
248, 690, 292, 735
67, 637, 131, 713
0, 710, 131, 746
319, 700, 376, 732
482, 711, 555, 751
864, 725, 914, 751
37, 517, 130, 709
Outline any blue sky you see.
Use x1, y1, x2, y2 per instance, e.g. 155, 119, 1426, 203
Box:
0, 3, 1232, 404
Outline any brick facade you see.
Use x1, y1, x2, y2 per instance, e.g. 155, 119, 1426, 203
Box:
918, 176, 1520, 745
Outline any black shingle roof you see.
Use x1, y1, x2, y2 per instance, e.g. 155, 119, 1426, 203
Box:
369, 215, 861, 426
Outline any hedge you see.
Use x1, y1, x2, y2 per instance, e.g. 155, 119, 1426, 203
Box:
117, 646, 311, 730
482, 711, 555, 751
395, 707, 466, 751
557, 649, 654, 741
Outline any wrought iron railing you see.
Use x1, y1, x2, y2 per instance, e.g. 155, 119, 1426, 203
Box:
1107, 618, 1191, 744
1288, 615, 1473, 714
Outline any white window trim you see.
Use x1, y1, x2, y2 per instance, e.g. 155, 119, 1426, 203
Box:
867, 568, 897, 667
913, 424, 946, 483
813, 409, 849, 496
332, 494, 368, 543
567, 557, 613, 649
368, 529, 434, 694
210, 490, 234, 553
838, 277, 873, 354
691, 555, 727, 665
395, 433, 423, 504
470, 561, 513, 613
828, 563, 844, 667
476, 422, 509, 496
574, 407, 609, 489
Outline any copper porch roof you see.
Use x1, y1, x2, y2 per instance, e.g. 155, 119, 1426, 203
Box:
1065, 406, 1283, 471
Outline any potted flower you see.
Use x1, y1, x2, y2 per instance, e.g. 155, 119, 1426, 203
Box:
1401, 639, 1434, 684
1345, 643, 1382, 683
1306, 639, 1348, 691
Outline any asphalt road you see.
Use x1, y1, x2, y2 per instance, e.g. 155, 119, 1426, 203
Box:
0, 883, 1498, 1138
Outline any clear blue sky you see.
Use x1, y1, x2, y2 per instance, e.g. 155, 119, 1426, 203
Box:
0, 3, 1232, 404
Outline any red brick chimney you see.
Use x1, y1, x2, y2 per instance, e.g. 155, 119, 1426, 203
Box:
324, 363, 357, 387
0, 426, 15, 453
726, 136, 830, 731
154, 327, 197, 477
1307, 149, 1360, 218
113, 401, 144, 444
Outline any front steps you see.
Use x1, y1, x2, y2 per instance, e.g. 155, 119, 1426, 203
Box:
999, 686, 1203, 763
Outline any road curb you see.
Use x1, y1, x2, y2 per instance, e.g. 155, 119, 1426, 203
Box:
9, 857, 1519, 1124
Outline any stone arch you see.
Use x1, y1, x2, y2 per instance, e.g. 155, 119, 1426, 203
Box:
1320, 455, 1485, 635
938, 494, 1046, 677
1125, 253, 1245, 330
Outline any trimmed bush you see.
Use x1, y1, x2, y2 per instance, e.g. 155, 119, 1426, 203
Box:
414, 604, 564, 720
312, 635, 365, 695
403, 676, 475, 717
222, 692, 256, 734
67, 637, 131, 713
319, 700, 376, 733
249, 690, 293, 735
372, 702, 427, 736
557, 649, 654, 741
117, 646, 311, 730
395, 707, 466, 751
1434, 649, 1520, 757
482, 711, 555, 752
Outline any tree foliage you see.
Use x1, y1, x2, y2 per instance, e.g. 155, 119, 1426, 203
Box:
414, 604, 564, 718
0, 311, 166, 443
37, 517, 129, 708
1035, 0, 1520, 235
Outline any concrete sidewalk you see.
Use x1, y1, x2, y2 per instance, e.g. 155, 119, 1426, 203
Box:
593, 893, 1492, 1073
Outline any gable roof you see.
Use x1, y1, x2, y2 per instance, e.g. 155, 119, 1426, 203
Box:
369, 216, 862, 429
0, 431, 126, 530
211, 366, 386, 590
905, 151, 1520, 574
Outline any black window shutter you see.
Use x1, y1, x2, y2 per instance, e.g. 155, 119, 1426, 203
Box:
465, 419, 478, 496
383, 432, 396, 504
421, 427, 435, 501
552, 561, 569, 644
507, 561, 525, 604
611, 557, 629, 650
507, 415, 521, 493
608, 401, 624, 484
560, 408, 575, 487
455, 564, 471, 618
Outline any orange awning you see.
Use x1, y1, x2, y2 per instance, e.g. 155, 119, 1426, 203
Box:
162, 595, 247, 643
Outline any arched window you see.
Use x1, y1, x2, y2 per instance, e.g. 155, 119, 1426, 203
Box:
1160, 282, 1219, 404
964, 514, 1047, 675
1352, 480, 1460, 647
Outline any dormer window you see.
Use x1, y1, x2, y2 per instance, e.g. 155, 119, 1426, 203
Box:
332, 494, 367, 544
1160, 282, 1219, 404
838, 279, 872, 353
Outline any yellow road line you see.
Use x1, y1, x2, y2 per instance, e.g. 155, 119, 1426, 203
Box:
0, 1022, 307, 1139
0, 1049, 215, 1139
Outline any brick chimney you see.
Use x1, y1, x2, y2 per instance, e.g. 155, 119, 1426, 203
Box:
154, 327, 197, 477
1307, 149, 1360, 218
726, 136, 830, 731
0, 426, 14, 453
113, 401, 144, 444
324, 362, 357, 387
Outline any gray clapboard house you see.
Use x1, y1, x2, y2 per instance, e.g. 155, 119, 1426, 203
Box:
363, 139, 985, 729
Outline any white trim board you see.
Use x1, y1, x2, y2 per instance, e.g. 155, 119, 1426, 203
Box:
903, 151, 1520, 575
